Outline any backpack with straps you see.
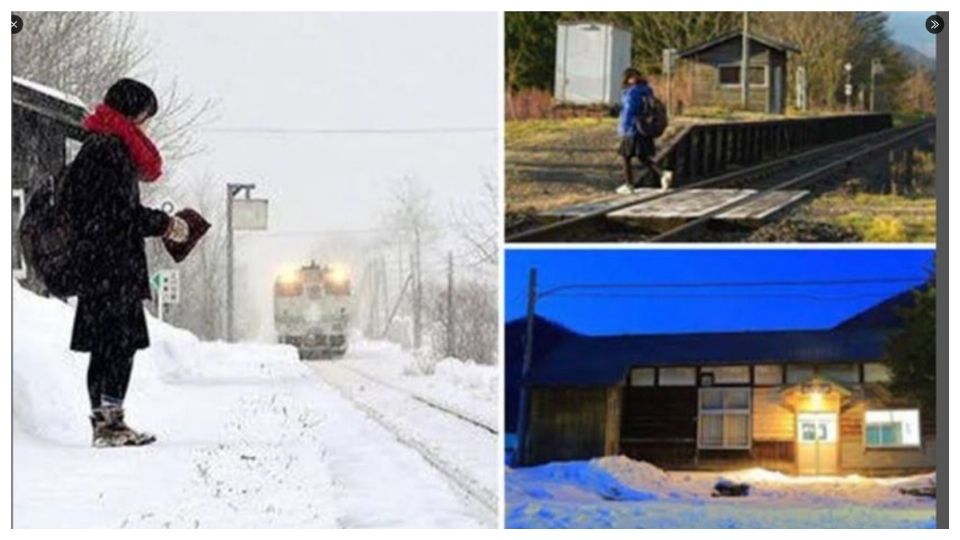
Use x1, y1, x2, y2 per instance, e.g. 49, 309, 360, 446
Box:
18, 166, 80, 297
637, 95, 668, 139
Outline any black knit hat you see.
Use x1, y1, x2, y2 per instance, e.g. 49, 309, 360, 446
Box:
104, 78, 159, 119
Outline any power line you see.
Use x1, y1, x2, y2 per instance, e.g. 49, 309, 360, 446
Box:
547, 292, 896, 302
538, 276, 926, 299
202, 126, 498, 135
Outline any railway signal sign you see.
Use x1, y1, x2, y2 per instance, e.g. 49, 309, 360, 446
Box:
662, 48, 677, 74
151, 269, 180, 322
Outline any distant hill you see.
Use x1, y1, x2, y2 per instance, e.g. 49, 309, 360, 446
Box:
896, 41, 935, 71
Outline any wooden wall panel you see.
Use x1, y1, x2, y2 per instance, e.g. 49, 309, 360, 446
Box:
527, 387, 607, 465
753, 387, 794, 441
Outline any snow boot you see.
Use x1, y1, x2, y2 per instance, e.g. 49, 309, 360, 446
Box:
90, 407, 156, 448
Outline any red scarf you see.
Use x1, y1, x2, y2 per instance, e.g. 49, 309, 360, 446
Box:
83, 104, 163, 182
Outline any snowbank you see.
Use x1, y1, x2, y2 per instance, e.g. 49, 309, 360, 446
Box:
346, 340, 498, 427
12, 282, 303, 445
12, 284, 89, 443
506, 455, 937, 528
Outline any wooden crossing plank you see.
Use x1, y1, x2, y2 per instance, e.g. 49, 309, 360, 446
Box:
716, 190, 808, 220
539, 195, 645, 218
608, 189, 755, 220
542, 188, 810, 224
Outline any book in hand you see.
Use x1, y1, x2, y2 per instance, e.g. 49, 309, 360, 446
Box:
163, 208, 211, 263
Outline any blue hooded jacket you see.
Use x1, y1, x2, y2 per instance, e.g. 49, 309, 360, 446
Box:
618, 83, 653, 137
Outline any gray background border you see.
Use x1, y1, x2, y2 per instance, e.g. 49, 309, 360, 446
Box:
936, 9, 948, 530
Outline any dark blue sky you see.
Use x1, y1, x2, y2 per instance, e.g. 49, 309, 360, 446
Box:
505, 249, 934, 336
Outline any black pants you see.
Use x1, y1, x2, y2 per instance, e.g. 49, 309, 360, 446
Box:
619, 134, 662, 187
87, 342, 135, 410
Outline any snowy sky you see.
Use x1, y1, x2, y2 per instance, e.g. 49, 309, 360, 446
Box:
131, 13, 498, 338
134, 12, 498, 235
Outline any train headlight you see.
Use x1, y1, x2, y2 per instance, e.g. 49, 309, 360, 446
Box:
327, 263, 349, 285
277, 264, 301, 285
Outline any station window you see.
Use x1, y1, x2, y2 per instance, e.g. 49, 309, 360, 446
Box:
698, 387, 751, 449
865, 409, 921, 448
658, 367, 696, 386
718, 65, 766, 87
786, 364, 815, 384
819, 363, 860, 384
629, 368, 655, 387
701, 365, 749, 384
753, 365, 783, 385
863, 363, 892, 383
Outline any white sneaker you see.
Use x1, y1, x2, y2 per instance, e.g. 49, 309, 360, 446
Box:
660, 170, 674, 191
615, 184, 635, 195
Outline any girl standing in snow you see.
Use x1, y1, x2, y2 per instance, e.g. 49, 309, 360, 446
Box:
64, 79, 189, 447
616, 68, 670, 194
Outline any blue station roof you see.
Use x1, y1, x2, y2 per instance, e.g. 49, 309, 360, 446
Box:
524, 287, 918, 386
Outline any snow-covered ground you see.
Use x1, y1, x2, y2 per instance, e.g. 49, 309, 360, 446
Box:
334, 341, 498, 430
12, 283, 491, 528
311, 342, 500, 521
506, 456, 936, 528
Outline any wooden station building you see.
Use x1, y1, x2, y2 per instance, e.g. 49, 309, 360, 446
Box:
677, 31, 800, 114
515, 288, 935, 476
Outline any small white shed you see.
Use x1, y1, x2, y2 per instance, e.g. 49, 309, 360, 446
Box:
554, 22, 632, 106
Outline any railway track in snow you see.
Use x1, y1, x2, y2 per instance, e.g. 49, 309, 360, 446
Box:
310, 361, 499, 527
506, 120, 935, 243
335, 363, 499, 435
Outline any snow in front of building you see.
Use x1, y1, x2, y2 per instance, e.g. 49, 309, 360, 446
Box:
12, 282, 487, 528
506, 455, 936, 528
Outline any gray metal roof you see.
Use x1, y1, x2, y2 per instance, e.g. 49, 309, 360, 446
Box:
678, 30, 801, 58
527, 328, 891, 386
12, 76, 87, 128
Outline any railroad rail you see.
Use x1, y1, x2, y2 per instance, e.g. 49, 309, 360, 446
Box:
312, 362, 499, 527
336, 363, 498, 435
507, 120, 934, 243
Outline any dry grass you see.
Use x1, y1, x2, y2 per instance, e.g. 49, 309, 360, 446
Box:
802, 192, 936, 243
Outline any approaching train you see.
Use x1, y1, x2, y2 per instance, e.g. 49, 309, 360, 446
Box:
273, 261, 353, 359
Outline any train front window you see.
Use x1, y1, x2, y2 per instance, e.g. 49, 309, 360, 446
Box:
325, 280, 351, 296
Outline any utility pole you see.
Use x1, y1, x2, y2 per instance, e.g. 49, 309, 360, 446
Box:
514, 267, 538, 466
446, 252, 455, 358
225, 182, 257, 342
741, 11, 750, 110
870, 58, 884, 112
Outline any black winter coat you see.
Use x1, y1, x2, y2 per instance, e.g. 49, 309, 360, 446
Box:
65, 133, 170, 353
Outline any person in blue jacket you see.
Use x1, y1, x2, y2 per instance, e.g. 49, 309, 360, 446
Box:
616, 68, 670, 194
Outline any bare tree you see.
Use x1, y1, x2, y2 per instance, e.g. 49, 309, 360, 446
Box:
424, 278, 498, 365
753, 12, 859, 110
380, 176, 438, 350
12, 11, 216, 163
450, 170, 499, 269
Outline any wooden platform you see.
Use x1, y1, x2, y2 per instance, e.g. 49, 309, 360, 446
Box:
543, 188, 808, 224
539, 195, 646, 219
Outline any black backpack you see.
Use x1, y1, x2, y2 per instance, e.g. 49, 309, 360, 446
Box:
18, 167, 79, 297
637, 95, 668, 139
